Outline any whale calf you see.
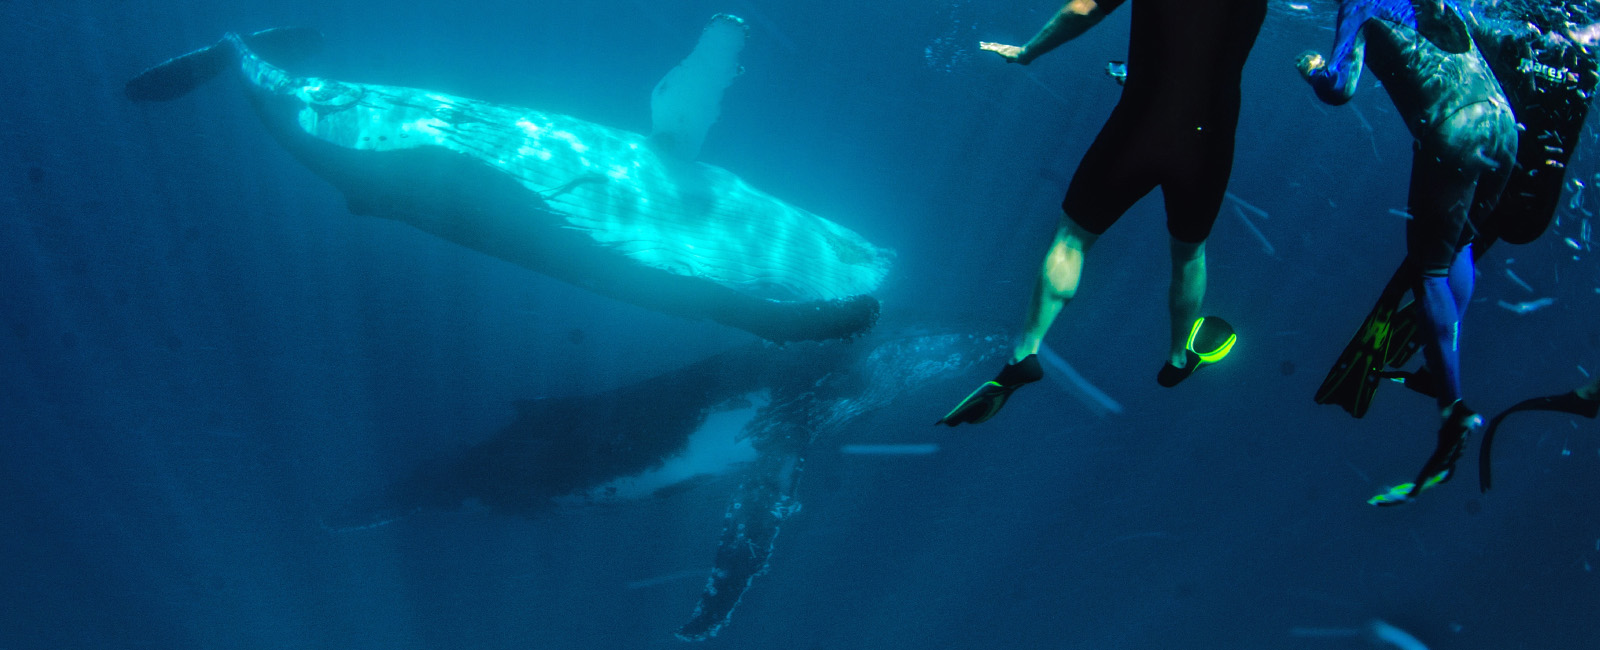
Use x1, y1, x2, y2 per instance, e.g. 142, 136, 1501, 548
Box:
126, 19, 890, 342
322, 326, 1011, 640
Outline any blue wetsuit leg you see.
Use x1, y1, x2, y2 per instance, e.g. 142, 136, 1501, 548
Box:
1448, 243, 1473, 319
1416, 270, 1465, 409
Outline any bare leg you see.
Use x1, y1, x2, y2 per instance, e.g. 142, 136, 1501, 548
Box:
1014, 214, 1098, 362
1167, 238, 1207, 367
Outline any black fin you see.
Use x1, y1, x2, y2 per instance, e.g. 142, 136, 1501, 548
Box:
125, 41, 232, 102
1315, 262, 1413, 417
1480, 392, 1600, 491
124, 27, 321, 102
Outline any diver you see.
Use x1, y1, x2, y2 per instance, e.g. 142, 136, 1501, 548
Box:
1478, 374, 1600, 491
938, 0, 1264, 427
1297, 0, 1518, 505
1318, 2, 1600, 419
1356, 3, 1600, 409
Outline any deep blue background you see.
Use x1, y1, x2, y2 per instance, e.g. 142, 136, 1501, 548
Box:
2, 1, 1598, 648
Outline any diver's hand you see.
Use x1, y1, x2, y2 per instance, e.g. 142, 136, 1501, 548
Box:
981, 41, 1028, 64
1295, 50, 1327, 80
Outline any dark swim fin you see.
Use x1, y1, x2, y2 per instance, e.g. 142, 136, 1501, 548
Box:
938, 355, 1042, 426
1316, 263, 1413, 418
1369, 402, 1482, 506
1157, 316, 1237, 387
1380, 241, 1495, 370
1479, 391, 1600, 491
1381, 302, 1425, 369
1377, 367, 1437, 398
126, 27, 322, 102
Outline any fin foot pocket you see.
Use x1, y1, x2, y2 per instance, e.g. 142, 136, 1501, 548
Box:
1407, 402, 1480, 497
1157, 316, 1236, 387
1369, 402, 1481, 506
938, 355, 1042, 426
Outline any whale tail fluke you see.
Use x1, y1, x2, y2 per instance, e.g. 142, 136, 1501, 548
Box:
125, 27, 322, 102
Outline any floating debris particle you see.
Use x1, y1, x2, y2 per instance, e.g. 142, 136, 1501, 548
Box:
1498, 297, 1555, 314
1505, 268, 1535, 292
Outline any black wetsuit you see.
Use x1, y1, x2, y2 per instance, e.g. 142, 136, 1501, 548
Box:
1062, 0, 1268, 243
1471, 16, 1600, 245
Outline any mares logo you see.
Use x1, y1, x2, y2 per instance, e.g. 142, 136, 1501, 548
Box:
1517, 57, 1579, 87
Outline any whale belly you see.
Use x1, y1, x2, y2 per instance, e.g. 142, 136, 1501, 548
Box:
261, 77, 890, 303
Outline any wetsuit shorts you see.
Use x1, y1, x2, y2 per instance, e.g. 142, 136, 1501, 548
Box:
1061, 105, 1238, 244
1406, 99, 1518, 275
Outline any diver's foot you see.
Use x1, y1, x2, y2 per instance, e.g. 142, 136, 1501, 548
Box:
1157, 350, 1201, 388
1368, 401, 1482, 506
1157, 316, 1237, 388
1408, 401, 1482, 494
937, 355, 1043, 426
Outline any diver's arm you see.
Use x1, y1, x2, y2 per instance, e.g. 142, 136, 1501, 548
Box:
1300, 5, 1368, 105
1299, 31, 1366, 105
981, 0, 1125, 65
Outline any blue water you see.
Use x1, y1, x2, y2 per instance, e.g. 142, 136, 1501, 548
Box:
3, 1, 1598, 648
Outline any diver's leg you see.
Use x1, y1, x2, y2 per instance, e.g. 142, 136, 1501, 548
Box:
1414, 273, 1464, 408
1387, 107, 1516, 500
1407, 147, 1478, 412
1015, 215, 1099, 361
1448, 104, 1514, 323
1167, 238, 1206, 367
940, 212, 1091, 426
1446, 243, 1474, 321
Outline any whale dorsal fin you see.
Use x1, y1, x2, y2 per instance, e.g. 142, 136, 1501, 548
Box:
649, 14, 748, 160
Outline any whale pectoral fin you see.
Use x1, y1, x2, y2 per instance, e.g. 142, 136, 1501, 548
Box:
676, 449, 802, 641
649, 14, 748, 160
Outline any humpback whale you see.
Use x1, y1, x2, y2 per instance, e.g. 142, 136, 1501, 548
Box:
125, 19, 890, 342
322, 326, 1010, 640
